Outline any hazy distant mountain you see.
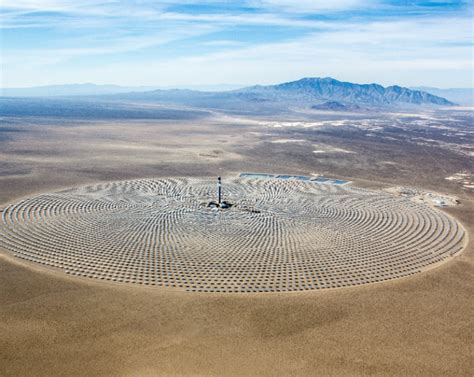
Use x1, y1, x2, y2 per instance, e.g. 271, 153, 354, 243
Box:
111, 77, 454, 111
411, 86, 473, 106
242, 77, 453, 107
174, 84, 245, 92
0, 83, 161, 97
0, 83, 244, 97
1, 78, 454, 113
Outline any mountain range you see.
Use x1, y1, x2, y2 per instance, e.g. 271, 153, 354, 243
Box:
0, 83, 243, 97
107, 77, 454, 111
411, 86, 473, 106
237, 78, 454, 107
1, 78, 460, 111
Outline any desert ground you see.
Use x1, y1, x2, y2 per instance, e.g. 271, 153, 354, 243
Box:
0, 105, 473, 376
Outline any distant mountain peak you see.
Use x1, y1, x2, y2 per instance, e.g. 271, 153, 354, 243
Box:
256, 77, 454, 107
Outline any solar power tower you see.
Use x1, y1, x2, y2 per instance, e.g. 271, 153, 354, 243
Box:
217, 176, 222, 204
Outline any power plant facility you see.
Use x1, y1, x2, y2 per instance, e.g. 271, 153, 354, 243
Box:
0, 176, 465, 293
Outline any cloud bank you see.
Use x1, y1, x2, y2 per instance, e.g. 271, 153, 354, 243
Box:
1, 0, 472, 88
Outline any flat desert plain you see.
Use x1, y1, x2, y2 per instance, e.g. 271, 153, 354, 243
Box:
0, 109, 473, 376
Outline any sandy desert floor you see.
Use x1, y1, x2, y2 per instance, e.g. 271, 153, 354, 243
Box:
0, 112, 473, 376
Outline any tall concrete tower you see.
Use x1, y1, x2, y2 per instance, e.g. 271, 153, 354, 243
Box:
217, 176, 222, 204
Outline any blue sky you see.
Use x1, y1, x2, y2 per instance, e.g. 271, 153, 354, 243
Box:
1, 0, 473, 88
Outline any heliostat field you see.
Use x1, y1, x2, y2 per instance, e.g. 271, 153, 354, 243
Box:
0, 177, 466, 292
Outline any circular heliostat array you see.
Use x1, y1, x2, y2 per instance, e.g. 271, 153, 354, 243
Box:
0, 178, 466, 292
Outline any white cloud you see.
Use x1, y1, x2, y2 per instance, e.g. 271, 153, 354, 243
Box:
1, 24, 217, 67
1, 1, 472, 88
1, 0, 370, 13
0, 0, 117, 15
253, 0, 374, 13
82, 16, 471, 88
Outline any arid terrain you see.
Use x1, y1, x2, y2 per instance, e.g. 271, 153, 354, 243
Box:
1, 104, 473, 376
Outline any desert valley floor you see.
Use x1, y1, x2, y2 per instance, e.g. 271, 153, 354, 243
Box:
0, 106, 473, 376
